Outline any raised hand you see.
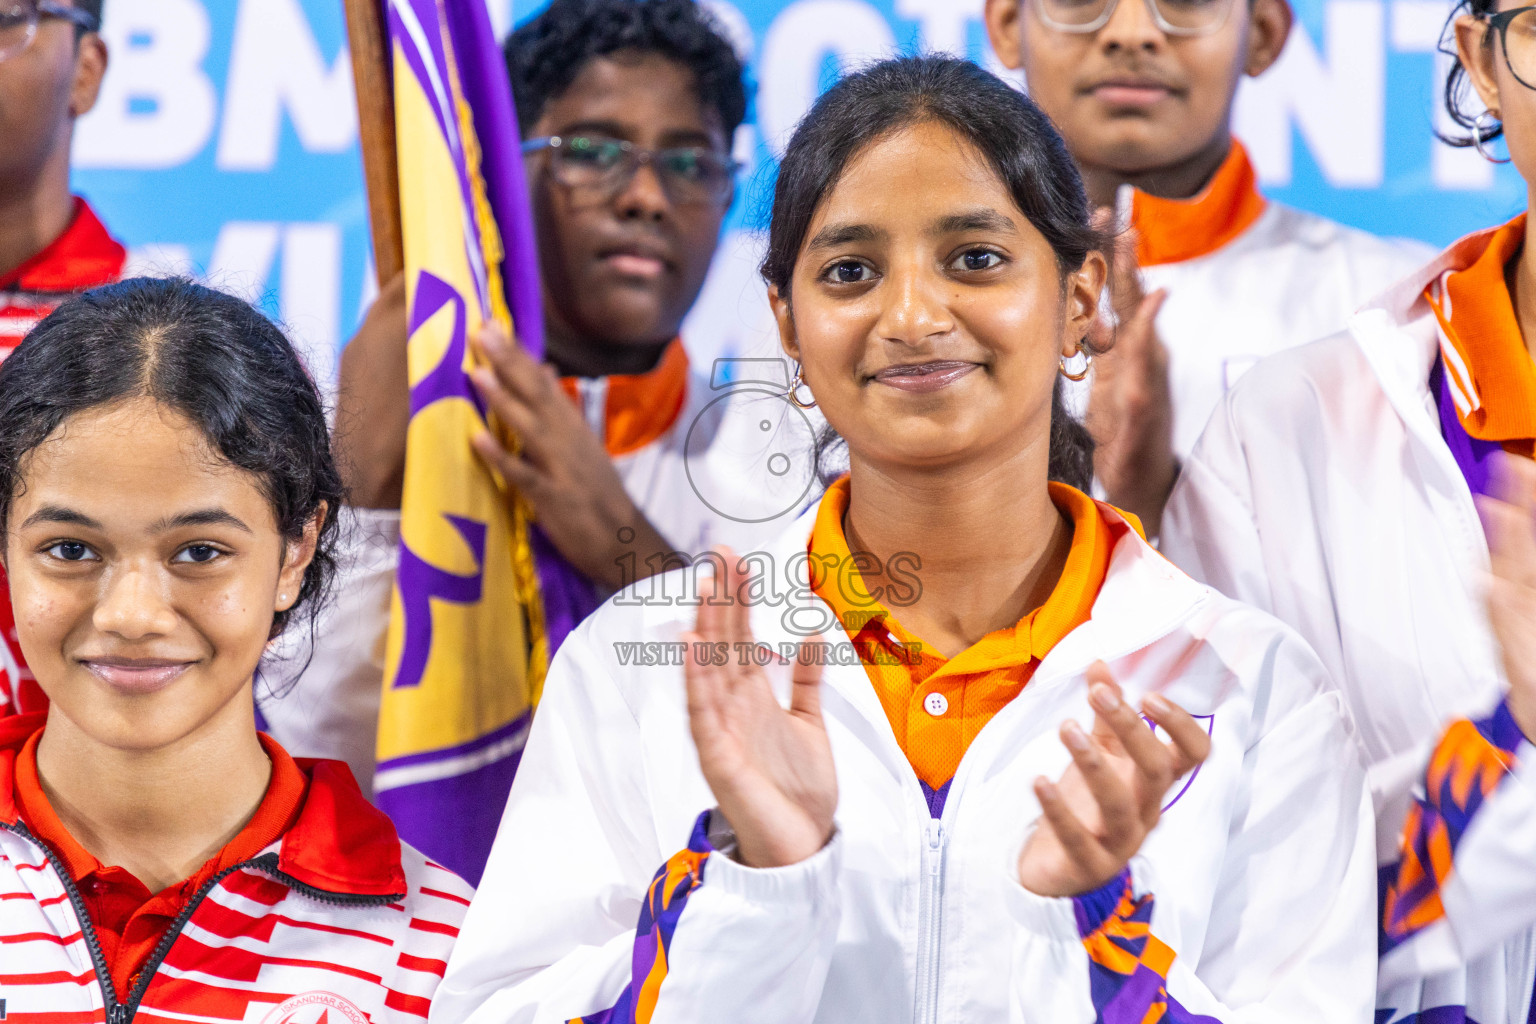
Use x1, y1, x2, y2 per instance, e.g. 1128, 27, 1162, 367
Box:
681, 547, 838, 869
1482, 454, 1536, 741
467, 320, 675, 588
1086, 227, 1176, 538
1018, 662, 1210, 898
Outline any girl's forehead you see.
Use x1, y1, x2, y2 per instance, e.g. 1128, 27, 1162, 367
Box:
812, 123, 1019, 226
15, 399, 274, 530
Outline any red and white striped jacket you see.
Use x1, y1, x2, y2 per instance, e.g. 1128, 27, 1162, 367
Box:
0, 717, 474, 1024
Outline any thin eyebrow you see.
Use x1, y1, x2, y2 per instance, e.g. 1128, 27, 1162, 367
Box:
805, 223, 885, 253
932, 209, 1019, 235
151, 509, 253, 534
20, 505, 103, 531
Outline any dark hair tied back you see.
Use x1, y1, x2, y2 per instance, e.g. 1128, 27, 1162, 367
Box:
761, 55, 1109, 491
0, 277, 343, 641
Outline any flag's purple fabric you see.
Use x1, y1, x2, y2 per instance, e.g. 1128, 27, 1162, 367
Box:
442, 0, 595, 656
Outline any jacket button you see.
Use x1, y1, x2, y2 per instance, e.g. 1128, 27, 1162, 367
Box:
923, 692, 948, 717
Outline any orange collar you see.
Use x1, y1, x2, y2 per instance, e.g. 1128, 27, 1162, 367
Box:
1424, 213, 1536, 447
1129, 140, 1268, 268
807, 477, 1114, 673
558, 339, 690, 457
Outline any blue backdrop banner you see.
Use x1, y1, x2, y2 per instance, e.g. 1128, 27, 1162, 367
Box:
71, 0, 1523, 373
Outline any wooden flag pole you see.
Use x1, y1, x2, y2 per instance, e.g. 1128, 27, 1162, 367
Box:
344, 0, 404, 284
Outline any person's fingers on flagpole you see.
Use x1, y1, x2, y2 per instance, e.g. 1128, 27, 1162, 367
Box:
472, 320, 559, 408
470, 429, 542, 497
468, 365, 548, 465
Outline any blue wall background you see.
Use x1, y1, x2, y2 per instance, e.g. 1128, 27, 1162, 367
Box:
70, 0, 1527, 374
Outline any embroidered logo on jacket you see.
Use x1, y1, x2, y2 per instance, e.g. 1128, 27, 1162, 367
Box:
261, 991, 368, 1024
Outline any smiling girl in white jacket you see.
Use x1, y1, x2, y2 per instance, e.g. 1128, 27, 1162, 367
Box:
432, 55, 1375, 1024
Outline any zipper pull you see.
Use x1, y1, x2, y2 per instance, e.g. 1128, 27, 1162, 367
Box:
110, 1004, 131, 1024
925, 820, 945, 873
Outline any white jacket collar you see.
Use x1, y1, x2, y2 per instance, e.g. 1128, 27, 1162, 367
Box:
1344, 228, 1493, 446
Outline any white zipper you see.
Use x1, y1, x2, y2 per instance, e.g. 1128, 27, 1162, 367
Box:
913, 817, 947, 1024
577, 376, 607, 437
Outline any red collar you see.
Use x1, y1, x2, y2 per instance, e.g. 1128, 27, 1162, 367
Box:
0, 714, 406, 897
1129, 140, 1268, 267
0, 198, 127, 293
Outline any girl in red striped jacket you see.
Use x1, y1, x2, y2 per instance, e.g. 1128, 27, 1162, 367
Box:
0, 277, 473, 1024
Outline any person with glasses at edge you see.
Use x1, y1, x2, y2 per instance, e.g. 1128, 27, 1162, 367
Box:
1160, 0, 1536, 1018
282, 0, 817, 796
0, 0, 119, 720
984, 0, 1432, 539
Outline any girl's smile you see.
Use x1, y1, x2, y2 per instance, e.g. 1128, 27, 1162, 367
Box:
869, 360, 984, 393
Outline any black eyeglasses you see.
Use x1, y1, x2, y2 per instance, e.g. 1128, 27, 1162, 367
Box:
521, 135, 738, 206
0, 1, 99, 62
1485, 5, 1536, 90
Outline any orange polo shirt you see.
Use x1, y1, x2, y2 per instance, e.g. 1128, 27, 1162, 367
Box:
809, 478, 1116, 806
558, 338, 689, 457
1130, 140, 1269, 268
1425, 214, 1536, 459
13, 727, 308, 999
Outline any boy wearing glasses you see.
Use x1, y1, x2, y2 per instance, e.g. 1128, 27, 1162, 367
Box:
285, 0, 816, 796
986, 0, 1431, 537
0, 0, 115, 717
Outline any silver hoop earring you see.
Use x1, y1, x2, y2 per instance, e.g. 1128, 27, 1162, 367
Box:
787, 362, 817, 409
1473, 111, 1509, 163
1059, 348, 1093, 382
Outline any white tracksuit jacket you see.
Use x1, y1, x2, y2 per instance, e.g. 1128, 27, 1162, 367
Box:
430, 500, 1375, 1024
1144, 202, 1431, 459
1097, 141, 1430, 461
258, 358, 822, 793
1161, 228, 1536, 1023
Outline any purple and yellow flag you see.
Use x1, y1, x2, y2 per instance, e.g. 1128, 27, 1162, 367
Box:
373, 0, 593, 885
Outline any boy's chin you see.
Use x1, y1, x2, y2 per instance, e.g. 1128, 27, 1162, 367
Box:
580, 301, 685, 348
1083, 124, 1209, 173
